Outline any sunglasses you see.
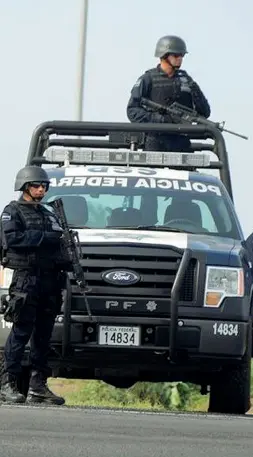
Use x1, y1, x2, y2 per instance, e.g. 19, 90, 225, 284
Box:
29, 182, 48, 189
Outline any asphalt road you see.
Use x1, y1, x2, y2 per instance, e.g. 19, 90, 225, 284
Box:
0, 405, 253, 457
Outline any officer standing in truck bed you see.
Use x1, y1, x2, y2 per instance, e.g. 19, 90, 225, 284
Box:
126, 35, 211, 151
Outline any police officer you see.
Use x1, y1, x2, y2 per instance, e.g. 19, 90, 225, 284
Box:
126, 35, 211, 151
0, 165, 69, 405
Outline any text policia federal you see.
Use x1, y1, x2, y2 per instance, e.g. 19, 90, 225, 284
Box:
50, 176, 221, 196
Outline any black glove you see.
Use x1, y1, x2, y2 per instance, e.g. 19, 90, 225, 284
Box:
178, 70, 210, 117
180, 70, 202, 95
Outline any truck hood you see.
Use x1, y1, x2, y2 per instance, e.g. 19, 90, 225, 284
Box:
77, 228, 238, 257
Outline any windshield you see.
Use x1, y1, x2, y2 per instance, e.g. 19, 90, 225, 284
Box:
44, 169, 241, 239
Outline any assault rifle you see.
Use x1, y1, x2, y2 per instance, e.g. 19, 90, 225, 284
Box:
49, 198, 95, 322
141, 98, 248, 140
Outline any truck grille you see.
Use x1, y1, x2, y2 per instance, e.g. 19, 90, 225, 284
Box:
70, 244, 196, 301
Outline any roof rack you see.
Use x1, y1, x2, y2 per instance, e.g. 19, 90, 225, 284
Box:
26, 120, 233, 200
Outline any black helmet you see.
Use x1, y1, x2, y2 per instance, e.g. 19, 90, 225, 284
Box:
14, 165, 50, 191
154, 35, 188, 58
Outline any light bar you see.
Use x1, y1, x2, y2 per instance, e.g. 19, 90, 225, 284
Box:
44, 148, 211, 167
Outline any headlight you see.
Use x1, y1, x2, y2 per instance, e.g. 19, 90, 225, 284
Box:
204, 266, 244, 308
0, 267, 13, 289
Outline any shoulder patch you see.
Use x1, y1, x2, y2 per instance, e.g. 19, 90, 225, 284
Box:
1, 213, 11, 221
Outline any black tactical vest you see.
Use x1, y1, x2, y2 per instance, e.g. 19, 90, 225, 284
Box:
146, 67, 194, 109
3, 201, 67, 270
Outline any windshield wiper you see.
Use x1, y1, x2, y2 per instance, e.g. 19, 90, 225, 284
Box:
138, 225, 194, 233
107, 225, 194, 233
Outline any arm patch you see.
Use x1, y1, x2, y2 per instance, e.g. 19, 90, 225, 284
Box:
1, 213, 11, 222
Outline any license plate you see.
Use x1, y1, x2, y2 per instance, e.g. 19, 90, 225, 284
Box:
98, 325, 140, 346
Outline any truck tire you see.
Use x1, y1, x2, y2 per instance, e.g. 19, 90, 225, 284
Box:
208, 326, 252, 415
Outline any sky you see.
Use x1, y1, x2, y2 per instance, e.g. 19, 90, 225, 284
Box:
0, 0, 252, 235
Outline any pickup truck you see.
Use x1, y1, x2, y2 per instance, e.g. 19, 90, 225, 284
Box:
0, 120, 252, 414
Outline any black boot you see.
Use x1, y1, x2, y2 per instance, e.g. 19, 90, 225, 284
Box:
0, 372, 26, 403
26, 371, 65, 405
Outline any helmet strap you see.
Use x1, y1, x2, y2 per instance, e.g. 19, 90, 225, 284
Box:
160, 56, 177, 76
166, 55, 180, 71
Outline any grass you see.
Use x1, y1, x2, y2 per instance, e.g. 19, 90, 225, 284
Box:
47, 365, 253, 412
48, 378, 166, 410
47, 377, 208, 411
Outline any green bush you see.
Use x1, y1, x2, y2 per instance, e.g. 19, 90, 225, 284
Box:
130, 381, 192, 410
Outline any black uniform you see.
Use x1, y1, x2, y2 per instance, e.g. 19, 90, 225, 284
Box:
0, 198, 69, 378
126, 65, 211, 151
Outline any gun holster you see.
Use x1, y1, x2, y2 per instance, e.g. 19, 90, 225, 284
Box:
3, 292, 27, 323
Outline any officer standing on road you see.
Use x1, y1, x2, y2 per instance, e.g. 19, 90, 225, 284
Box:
0, 165, 69, 405
126, 35, 211, 151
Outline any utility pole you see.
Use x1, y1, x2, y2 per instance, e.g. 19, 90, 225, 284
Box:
76, 0, 89, 121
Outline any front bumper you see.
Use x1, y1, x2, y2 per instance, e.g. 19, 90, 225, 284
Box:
0, 313, 248, 359
50, 315, 249, 359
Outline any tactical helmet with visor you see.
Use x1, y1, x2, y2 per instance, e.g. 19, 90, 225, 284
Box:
14, 166, 50, 192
